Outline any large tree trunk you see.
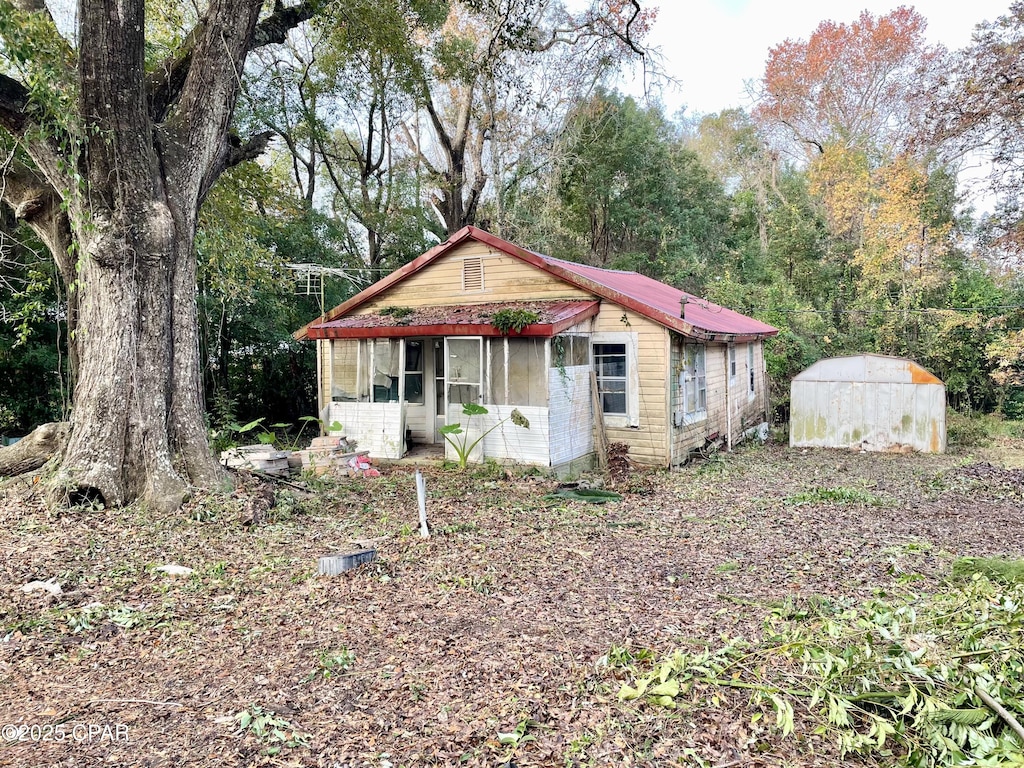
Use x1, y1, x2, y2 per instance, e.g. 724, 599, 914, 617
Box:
51, 201, 221, 512
0, 0, 314, 511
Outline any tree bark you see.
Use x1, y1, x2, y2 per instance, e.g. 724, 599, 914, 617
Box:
0, 422, 69, 478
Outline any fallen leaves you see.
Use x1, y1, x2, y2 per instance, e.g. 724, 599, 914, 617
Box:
1, 445, 1023, 766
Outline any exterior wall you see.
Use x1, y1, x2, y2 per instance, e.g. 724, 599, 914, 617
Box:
790, 380, 946, 452
548, 365, 593, 466
591, 308, 670, 466
445, 404, 550, 466
325, 401, 405, 459
670, 338, 769, 462
354, 241, 590, 312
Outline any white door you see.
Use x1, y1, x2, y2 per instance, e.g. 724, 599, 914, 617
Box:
444, 337, 483, 416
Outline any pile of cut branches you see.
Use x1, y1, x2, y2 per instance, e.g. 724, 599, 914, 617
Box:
618, 572, 1024, 766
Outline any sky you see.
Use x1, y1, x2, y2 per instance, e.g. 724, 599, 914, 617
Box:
626, 0, 1014, 118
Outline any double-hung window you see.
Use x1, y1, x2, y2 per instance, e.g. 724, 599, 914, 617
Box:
682, 343, 707, 423
593, 343, 627, 416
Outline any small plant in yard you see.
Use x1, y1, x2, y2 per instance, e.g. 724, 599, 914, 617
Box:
304, 647, 356, 681
497, 718, 544, 760
784, 485, 883, 506
234, 703, 310, 754
440, 403, 529, 469
597, 643, 654, 670
65, 602, 173, 634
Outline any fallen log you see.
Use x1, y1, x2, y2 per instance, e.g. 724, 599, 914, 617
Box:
0, 422, 69, 478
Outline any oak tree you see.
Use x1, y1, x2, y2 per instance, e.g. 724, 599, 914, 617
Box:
0, 0, 314, 510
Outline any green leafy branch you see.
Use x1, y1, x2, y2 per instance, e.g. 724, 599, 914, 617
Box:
617, 574, 1024, 766
490, 308, 539, 335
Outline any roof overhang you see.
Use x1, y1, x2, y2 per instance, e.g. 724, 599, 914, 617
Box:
304, 300, 600, 340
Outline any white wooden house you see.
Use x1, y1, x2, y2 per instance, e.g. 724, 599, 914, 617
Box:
294, 226, 778, 470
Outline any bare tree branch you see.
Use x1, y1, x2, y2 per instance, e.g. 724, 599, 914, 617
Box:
149, 0, 318, 123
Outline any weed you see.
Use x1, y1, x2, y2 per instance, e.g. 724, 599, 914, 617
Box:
497, 717, 544, 760
784, 486, 883, 506
304, 647, 356, 682
234, 703, 310, 754
436, 521, 479, 535
598, 643, 654, 670
65, 602, 173, 634
945, 411, 993, 447
438, 572, 494, 595
952, 556, 1024, 584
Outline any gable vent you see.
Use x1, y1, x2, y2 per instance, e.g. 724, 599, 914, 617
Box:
462, 257, 484, 292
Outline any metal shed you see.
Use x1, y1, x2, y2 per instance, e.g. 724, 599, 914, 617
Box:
790, 354, 946, 453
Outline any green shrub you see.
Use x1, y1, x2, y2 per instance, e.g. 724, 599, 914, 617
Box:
945, 410, 991, 447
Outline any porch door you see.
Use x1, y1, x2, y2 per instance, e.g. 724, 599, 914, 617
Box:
444, 336, 483, 419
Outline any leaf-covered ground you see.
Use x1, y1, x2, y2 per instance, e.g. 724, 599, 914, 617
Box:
2, 439, 1024, 767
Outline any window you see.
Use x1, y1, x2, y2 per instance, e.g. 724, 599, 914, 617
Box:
371, 339, 400, 402
551, 335, 590, 368
728, 344, 737, 385
747, 344, 756, 399
488, 337, 546, 407
682, 343, 707, 422
404, 340, 424, 404
593, 343, 627, 415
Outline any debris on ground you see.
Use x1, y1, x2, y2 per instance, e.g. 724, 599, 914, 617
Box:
4, 443, 1024, 766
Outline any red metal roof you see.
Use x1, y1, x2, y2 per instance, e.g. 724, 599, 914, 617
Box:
535, 255, 778, 338
305, 300, 600, 339
294, 226, 777, 341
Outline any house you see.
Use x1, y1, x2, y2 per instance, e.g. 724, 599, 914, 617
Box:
293, 226, 778, 470
790, 354, 946, 453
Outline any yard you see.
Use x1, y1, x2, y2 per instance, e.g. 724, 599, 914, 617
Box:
2, 436, 1024, 767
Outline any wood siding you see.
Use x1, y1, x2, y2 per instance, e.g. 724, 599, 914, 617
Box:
670, 339, 769, 462
355, 242, 591, 312
591, 308, 671, 466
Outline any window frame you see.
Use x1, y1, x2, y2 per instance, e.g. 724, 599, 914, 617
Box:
591, 332, 640, 428
593, 342, 628, 417
682, 343, 707, 424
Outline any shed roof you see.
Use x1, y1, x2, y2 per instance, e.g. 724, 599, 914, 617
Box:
794, 354, 943, 385
295, 226, 777, 342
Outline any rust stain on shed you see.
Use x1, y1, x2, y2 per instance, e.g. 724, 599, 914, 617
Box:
908, 362, 941, 384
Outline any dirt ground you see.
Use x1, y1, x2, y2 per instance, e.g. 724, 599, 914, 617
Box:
2, 438, 1023, 768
